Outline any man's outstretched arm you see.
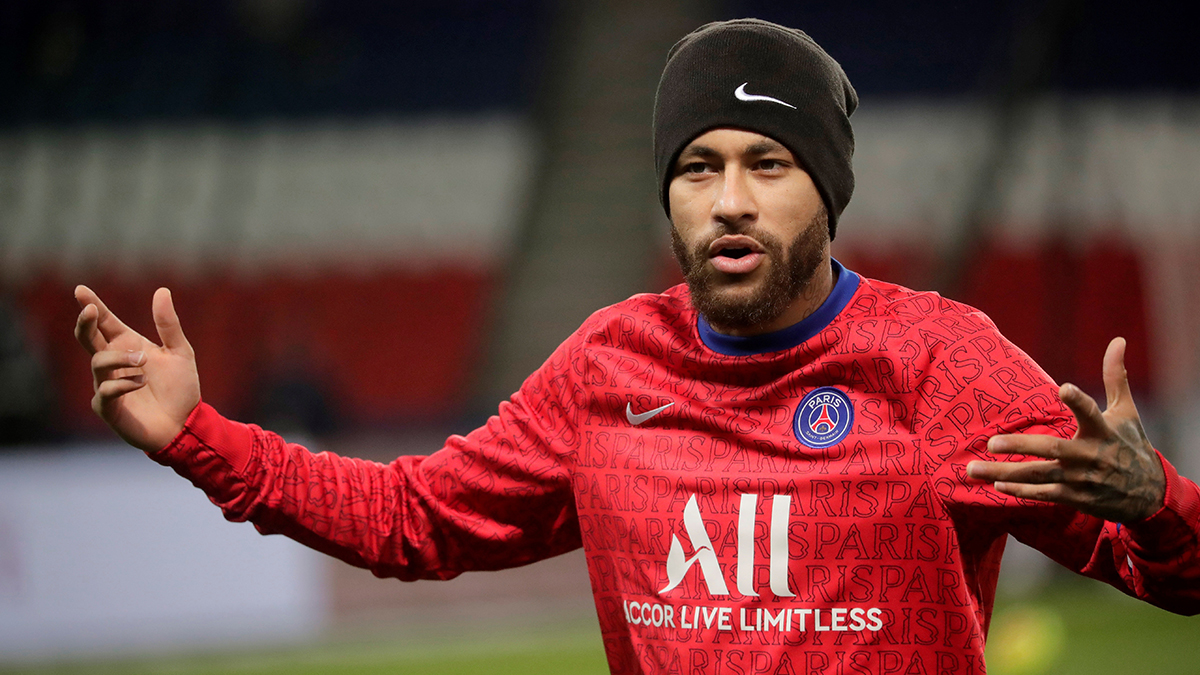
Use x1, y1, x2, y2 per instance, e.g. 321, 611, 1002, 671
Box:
72, 287, 582, 579
968, 337, 1166, 523
969, 337, 1200, 614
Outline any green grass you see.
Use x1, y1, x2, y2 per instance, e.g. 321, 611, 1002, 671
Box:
4, 582, 1197, 675
987, 579, 1200, 675
0, 624, 610, 675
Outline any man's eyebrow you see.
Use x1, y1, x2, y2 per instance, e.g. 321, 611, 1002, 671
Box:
745, 139, 788, 155
678, 145, 720, 160
676, 139, 789, 163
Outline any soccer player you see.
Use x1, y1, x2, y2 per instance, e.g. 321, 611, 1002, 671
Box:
74, 19, 1198, 675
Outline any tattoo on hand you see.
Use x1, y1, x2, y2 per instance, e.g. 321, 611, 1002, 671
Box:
1097, 418, 1164, 523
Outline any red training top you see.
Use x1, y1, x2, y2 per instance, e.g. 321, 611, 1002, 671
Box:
153, 261, 1200, 675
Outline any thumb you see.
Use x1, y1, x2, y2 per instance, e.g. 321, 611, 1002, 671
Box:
1102, 337, 1134, 413
152, 288, 192, 354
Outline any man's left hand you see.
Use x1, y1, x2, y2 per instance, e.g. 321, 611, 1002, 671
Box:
967, 337, 1166, 523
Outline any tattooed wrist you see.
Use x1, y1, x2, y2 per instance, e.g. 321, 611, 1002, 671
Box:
1111, 420, 1165, 522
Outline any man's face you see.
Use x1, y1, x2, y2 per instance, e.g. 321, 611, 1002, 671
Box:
668, 128, 829, 335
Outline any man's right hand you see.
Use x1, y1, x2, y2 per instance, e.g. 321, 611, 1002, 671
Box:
74, 285, 201, 453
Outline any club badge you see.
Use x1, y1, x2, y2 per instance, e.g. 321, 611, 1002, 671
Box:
793, 387, 854, 449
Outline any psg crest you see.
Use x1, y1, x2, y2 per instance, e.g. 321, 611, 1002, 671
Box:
793, 387, 854, 449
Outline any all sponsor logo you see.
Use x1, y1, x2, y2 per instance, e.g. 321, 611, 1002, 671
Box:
793, 387, 854, 448
660, 494, 792, 597
649, 493, 886, 636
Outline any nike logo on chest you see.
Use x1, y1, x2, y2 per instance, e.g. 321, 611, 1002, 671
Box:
626, 402, 674, 426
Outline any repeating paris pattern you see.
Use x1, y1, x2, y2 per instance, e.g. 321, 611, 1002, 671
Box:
155, 272, 1200, 675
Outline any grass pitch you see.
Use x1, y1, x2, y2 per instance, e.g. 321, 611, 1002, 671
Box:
0, 624, 609, 675
986, 579, 1200, 675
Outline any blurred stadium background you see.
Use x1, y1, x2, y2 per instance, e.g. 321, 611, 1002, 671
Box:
1, 0, 1198, 672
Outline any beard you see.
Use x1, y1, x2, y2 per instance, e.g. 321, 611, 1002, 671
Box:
670, 205, 828, 333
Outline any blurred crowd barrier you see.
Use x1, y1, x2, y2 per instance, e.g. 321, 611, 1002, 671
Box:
1, 118, 534, 435
842, 98, 1200, 399
0, 443, 326, 660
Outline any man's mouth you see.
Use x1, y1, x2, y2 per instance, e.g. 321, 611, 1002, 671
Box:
708, 236, 766, 275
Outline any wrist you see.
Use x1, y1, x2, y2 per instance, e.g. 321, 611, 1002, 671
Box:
1123, 451, 1199, 554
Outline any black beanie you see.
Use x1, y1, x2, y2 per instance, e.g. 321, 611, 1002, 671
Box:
653, 18, 858, 240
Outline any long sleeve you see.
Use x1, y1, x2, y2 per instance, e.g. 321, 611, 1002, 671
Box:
923, 320, 1200, 617
991, 445, 1200, 617
1108, 453, 1200, 615
149, 340, 585, 581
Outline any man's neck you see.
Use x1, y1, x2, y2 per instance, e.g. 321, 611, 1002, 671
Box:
709, 257, 836, 337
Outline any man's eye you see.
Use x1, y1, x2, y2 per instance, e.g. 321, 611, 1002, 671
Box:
683, 162, 711, 174
757, 159, 783, 170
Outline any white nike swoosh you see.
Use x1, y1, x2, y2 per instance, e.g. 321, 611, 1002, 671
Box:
734, 82, 797, 109
626, 402, 674, 426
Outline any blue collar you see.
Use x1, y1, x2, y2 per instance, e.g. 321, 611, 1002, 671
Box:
697, 258, 860, 356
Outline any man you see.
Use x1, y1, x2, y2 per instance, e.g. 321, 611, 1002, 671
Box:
75, 19, 1198, 675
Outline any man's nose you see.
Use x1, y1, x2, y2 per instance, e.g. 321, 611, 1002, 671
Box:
712, 169, 757, 226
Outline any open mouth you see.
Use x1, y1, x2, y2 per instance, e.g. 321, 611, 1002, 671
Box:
708, 235, 764, 259
707, 236, 765, 274
716, 247, 753, 260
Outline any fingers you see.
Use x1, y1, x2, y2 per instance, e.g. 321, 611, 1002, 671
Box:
1102, 337, 1134, 412
969, 455, 1093, 508
90, 350, 145, 385
74, 285, 132, 343
1058, 382, 1110, 440
967, 459, 1064, 485
151, 288, 192, 354
92, 376, 147, 413
991, 480, 1083, 505
75, 303, 106, 355
987, 433, 1067, 459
